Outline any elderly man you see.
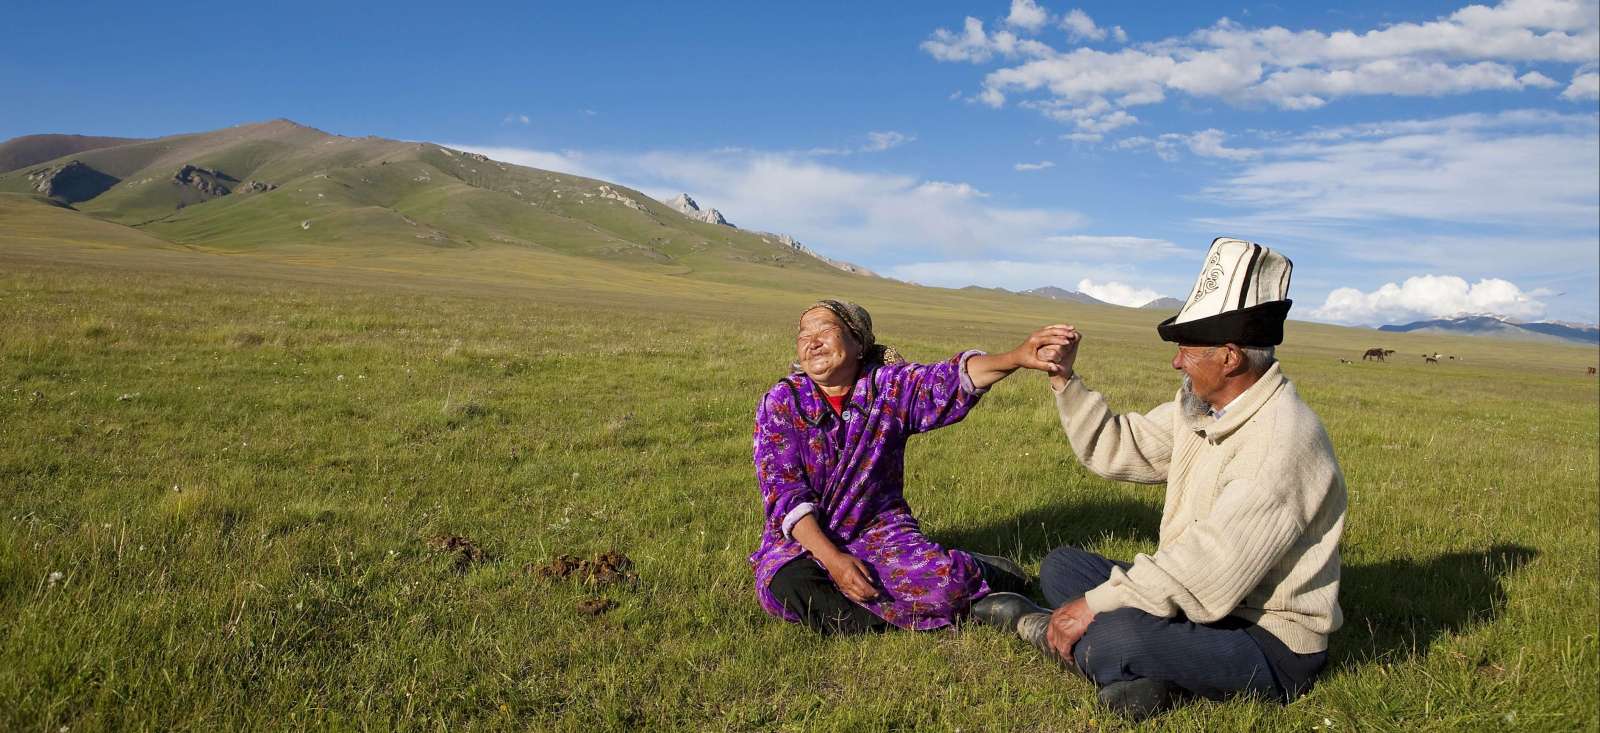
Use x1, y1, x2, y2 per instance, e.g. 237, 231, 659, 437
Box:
973, 238, 1346, 720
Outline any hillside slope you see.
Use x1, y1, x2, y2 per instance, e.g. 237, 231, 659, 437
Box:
0, 120, 855, 277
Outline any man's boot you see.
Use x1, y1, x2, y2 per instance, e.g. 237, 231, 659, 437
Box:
1097, 678, 1182, 721
967, 551, 1031, 594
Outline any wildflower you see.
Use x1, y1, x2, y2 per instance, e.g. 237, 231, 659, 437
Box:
47, 571, 64, 585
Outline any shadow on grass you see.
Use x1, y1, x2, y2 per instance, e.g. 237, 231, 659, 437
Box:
940, 499, 1535, 669
1333, 543, 1537, 667
931, 496, 1161, 564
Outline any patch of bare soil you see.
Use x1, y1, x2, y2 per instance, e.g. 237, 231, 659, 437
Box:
426, 534, 489, 572
528, 550, 637, 588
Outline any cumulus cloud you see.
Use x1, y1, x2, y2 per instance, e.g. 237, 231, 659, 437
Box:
1562, 66, 1600, 98
1014, 160, 1056, 171
926, 0, 1600, 130
1308, 275, 1549, 324
923, 17, 1055, 63
1076, 278, 1165, 307
1005, 0, 1050, 32
502, 113, 531, 126
1061, 9, 1107, 41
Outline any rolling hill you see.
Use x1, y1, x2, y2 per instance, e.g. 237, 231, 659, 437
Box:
0, 119, 856, 277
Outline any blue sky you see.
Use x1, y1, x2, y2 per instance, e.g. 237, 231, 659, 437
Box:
4, 0, 1597, 324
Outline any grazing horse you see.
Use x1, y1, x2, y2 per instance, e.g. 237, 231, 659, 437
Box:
1424, 355, 1439, 364
1338, 358, 1352, 364
1589, 367, 1597, 375
1362, 348, 1394, 361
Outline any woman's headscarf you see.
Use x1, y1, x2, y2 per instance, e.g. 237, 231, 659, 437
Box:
802, 299, 903, 367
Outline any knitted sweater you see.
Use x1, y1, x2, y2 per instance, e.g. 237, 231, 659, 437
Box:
1053, 363, 1345, 654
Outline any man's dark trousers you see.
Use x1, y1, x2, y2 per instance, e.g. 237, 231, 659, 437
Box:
1041, 546, 1326, 702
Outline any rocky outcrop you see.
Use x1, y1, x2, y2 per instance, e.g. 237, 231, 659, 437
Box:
665, 193, 732, 227
172, 164, 236, 197
238, 180, 277, 194
25, 159, 119, 203
757, 231, 876, 277
596, 185, 646, 211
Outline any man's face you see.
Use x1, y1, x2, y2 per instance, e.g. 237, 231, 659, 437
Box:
796, 308, 862, 383
1172, 343, 1225, 400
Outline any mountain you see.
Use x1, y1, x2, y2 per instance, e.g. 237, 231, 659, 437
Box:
665, 193, 731, 226
0, 133, 145, 174
1377, 314, 1599, 344
1140, 296, 1184, 310
1022, 286, 1109, 306
0, 119, 869, 277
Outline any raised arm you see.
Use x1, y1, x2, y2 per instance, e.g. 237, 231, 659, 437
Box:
1046, 328, 1176, 483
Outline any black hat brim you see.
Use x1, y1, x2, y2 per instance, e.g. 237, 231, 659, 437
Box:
1157, 299, 1293, 346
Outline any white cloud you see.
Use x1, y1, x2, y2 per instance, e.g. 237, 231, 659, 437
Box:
1197, 110, 1599, 228
1014, 160, 1056, 171
1076, 278, 1165, 307
809, 130, 916, 156
1563, 68, 1600, 98
923, 17, 1055, 63
1062, 9, 1108, 41
928, 0, 1600, 129
448, 144, 1100, 264
1006, 0, 1050, 32
863, 130, 915, 151
502, 113, 531, 126
1117, 128, 1259, 160
1308, 275, 1549, 324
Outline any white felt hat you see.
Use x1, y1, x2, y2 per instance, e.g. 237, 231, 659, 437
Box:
1157, 237, 1293, 346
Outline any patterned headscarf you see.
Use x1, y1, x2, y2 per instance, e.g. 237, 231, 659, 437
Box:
802, 299, 904, 367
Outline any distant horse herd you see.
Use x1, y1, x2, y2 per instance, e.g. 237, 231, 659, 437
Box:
1347, 348, 1598, 375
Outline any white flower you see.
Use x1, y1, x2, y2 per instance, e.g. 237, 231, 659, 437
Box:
47, 571, 64, 585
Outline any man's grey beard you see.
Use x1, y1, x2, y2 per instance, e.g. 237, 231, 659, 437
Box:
1179, 375, 1210, 416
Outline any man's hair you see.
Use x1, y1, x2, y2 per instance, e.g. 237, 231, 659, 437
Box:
1239, 345, 1276, 374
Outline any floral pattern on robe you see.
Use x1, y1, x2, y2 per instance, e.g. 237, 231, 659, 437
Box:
748, 352, 990, 630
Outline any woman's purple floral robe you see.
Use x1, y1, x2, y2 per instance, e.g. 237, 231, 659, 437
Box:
748, 352, 991, 630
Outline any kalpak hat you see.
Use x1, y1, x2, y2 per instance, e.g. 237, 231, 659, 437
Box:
1157, 237, 1293, 346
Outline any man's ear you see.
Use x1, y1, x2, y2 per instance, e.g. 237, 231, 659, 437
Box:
1223, 344, 1249, 375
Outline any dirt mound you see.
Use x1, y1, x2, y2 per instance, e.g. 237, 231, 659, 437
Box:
426, 534, 489, 571
529, 550, 637, 588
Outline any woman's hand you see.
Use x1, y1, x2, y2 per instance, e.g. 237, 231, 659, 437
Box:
1007, 324, 1076, 375
965, 324, 1077, 390
789, 513, 880, 602
819, 550, 881, 603
1037, 326, 1081, 382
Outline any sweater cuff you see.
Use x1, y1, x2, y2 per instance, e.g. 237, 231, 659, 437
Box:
1051, 372, 1086, 398
780, 503, 815, 540
958, 349, 990, 395
1083, 580, 1125, 614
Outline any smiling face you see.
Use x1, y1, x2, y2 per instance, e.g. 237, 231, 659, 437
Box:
1172, 343, 1226, 404
796, 307, 863, 387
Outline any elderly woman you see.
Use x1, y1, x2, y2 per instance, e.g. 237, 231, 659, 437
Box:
749, 299, 1071, 634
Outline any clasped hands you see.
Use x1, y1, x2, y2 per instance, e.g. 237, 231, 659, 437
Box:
1007, 324, 1081, 380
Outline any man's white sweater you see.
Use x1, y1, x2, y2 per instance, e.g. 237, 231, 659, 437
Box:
1054, 363, 1345, 654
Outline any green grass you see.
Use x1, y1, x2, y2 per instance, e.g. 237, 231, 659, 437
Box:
2, 221, 1597, 732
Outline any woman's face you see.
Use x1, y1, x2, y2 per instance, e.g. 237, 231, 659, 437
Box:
796, 308, 862, 384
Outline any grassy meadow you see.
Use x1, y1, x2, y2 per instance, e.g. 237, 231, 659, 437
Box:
1, 233, 1597, 732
